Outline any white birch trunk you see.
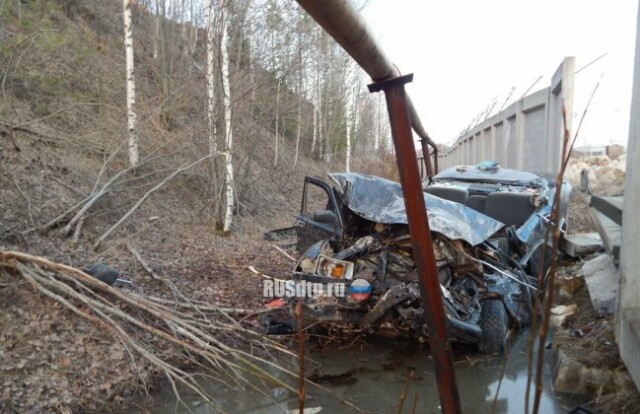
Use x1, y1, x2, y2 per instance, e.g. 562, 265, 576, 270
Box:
153, 0, 159, 60
220, 0, 234, 233
345, 93, 352, 172
311, 105, 317, 154
311, 49, 319, 155
293, 21, 303, 168
123, 0, 138, 167
204, 0, 217, 155
248, 12, 256, 104
294, 93, 302, 168
274, 78, 280, 166
180, 0, 187, 41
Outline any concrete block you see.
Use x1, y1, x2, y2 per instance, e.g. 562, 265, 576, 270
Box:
618, 308, 640, 392
588, 207, 621, 261
580, 254, 619, 316
561, 232, 603, 258
552, 346, 633, 395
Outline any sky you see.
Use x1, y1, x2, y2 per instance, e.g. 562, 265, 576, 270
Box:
360, 0, 638, 148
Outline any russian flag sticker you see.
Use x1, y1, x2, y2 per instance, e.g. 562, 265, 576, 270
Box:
349, 279, 371, 301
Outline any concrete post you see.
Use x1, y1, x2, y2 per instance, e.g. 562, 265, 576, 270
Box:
616, 0, 640, 391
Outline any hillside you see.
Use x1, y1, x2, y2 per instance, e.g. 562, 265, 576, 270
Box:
0, 1, 399, 412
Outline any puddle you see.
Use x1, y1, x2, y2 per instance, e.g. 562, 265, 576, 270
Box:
118, 330, 587, 413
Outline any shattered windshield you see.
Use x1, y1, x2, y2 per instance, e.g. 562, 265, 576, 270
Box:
329, 173, 504, 245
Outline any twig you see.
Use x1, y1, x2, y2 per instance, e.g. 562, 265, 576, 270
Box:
527, 79, 600, 414
397, 369, 415, 414
11, 103, 81, 129
296, 298, 305, 414
25, 194, 92, 235
127, 243, 207, 321
271, 244, 296, 262
247, 265, 286, 282
410, 393, 419, 414
52, 177, 87, 197
6, 167, 34, 225
71, 215, 85, 247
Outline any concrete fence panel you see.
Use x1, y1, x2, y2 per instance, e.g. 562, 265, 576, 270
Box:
437, 57, 575, 175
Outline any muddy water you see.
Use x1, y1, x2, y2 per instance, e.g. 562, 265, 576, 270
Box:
123, 330, 586, 414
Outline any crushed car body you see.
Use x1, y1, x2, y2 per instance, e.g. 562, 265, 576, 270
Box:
285, 163, 570, 353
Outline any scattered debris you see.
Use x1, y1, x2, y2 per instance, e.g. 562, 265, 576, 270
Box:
566, 155, 626, 196
550, 303, 578, 328
552, 321, 634, 395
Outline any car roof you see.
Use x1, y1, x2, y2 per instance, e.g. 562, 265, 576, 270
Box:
433, 163, 545, 187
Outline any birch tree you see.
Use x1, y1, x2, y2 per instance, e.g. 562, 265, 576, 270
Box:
123, 0, 138, 167
220, 0, 234, 233
204, 0, 217, 155
274, 78, 280, 166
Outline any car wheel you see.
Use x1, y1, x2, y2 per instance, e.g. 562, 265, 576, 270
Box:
479, 299, 508, 354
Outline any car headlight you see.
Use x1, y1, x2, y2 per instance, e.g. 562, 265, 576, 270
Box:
315, 255, 354, 280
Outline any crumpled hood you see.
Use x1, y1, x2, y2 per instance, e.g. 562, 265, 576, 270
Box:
329, 172, 503, 246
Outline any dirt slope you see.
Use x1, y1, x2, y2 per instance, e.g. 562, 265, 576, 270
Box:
0, 2, 398, 412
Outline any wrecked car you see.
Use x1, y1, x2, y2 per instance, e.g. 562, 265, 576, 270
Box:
283, 164, 570, 353
426, 162, 571, 278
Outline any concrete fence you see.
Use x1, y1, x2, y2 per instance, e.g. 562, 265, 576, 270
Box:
437, 57, 575, 175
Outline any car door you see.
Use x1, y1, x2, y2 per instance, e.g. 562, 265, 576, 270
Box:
295, 177, 344, 253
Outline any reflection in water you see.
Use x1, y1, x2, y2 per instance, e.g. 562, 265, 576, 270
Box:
120, 330, 585, 413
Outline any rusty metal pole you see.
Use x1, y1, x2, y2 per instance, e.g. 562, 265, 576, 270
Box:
369, 74, 462, 414
420, 138, 435, 179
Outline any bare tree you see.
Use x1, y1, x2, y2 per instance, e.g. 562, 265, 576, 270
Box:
274, 78, 280, 166
204, 0, 217, 155
220, 0, 234, 233
123, 0, 138, 167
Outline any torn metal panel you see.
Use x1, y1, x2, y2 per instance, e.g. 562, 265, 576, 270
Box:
329, 172, 504, 245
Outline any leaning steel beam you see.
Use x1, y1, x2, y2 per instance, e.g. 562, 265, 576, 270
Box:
294, 0, 437, 176
295, 0, 461, 412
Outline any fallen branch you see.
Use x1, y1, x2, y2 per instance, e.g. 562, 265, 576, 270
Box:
0, 250, 298, 409
1, 251, 368, 413
59, 143, 190, 238
94, 152, 223, 250
127, 243, 208, 320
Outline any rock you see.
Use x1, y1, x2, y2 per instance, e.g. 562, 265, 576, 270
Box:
561, 232, 604, 258
580, 254, 619, 316
586, 166, 625, 196
552, 346, 634, 395
550, 304, 578, 328
555, 275, 585, 303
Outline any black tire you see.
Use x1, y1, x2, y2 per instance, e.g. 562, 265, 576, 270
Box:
478, 299, 508, 354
